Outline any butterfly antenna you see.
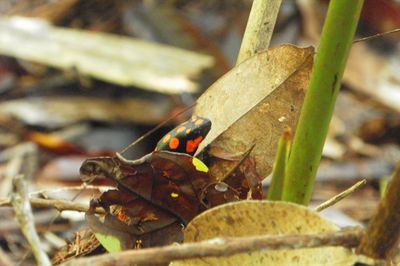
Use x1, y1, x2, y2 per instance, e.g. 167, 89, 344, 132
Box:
119, 103, 196, 155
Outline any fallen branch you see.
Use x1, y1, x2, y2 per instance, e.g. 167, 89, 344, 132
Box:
0, 197, 105, 214
61, 227, 364, 266
315, 179, 367, 212
11, 175, 51, 266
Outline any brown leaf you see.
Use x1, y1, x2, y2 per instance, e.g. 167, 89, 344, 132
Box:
80, 151, 211, 248
195, 45, 313, 178
205, 145, 263, 202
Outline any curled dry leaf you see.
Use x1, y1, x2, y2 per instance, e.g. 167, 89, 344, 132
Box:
80, 151, 211, 249
171, 201, 356, 266
204, 145, 263, 204
195, 45, 313, 178
0, 97, 169, 128
0, 16, 214, 94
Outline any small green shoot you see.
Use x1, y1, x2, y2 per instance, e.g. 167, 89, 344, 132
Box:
268, 128, 292, 201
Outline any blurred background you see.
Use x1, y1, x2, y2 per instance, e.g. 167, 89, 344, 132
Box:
0, 0, 400, 264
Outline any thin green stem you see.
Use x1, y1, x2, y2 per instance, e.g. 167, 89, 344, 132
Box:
282, 0, 364, 205
268, 128, 291, 200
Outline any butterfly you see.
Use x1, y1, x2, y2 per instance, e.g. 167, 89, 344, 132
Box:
80, 115, 213, 249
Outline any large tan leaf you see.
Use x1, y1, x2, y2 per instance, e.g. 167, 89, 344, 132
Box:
171, 201, 356, 265
0, 16, 213, 94
195, 45, 313, 178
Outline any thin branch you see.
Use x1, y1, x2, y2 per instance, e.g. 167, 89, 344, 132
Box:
61, 227, 363, 266
353, 28, 400, 43
29, 184, 112, 197
0, 155, 23, 197
11, 175, 51, 266
314, 179, 367, 212
0, 197, 105, 214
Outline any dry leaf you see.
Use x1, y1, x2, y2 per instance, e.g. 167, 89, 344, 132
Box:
0, 97, 169, 127
195, 45, 313, 177
171, 201, 356, 265
0, 16, 214, 94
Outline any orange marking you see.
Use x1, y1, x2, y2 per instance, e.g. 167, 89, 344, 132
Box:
117, 210, 129, 223
186, 128, 191, 134
186, 136, 203, 153
176, 126, 186, 133
195, 119, 203, 126
169, 137, 179, 149
162, 134, 170, 144
191, 115, 197, 122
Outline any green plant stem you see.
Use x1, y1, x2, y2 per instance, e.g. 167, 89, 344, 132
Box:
268, 128, 291, 200
282, 0, 364, 205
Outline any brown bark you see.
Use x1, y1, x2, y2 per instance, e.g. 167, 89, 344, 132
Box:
357, 163, 400, 259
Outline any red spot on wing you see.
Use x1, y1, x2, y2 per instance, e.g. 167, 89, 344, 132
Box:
186, 136, 203, 153
117, 210, 129, 223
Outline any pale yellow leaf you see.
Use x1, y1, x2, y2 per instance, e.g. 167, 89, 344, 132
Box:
171, 201, 356, 265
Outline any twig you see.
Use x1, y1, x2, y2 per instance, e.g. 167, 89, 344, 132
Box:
29, 184, 112, 197
357, 163, 400, 259
353, 28, 400, 43
10, 175, 51, 266
61, 227, 363, 266
0, 197, 105, 214
0, 155, 23, 197
0, 142, 37, 163
314, 179, 367, 212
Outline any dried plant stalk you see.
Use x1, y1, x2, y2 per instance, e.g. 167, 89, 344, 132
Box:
61, 227, 363, 266
357, 164, 400, 259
